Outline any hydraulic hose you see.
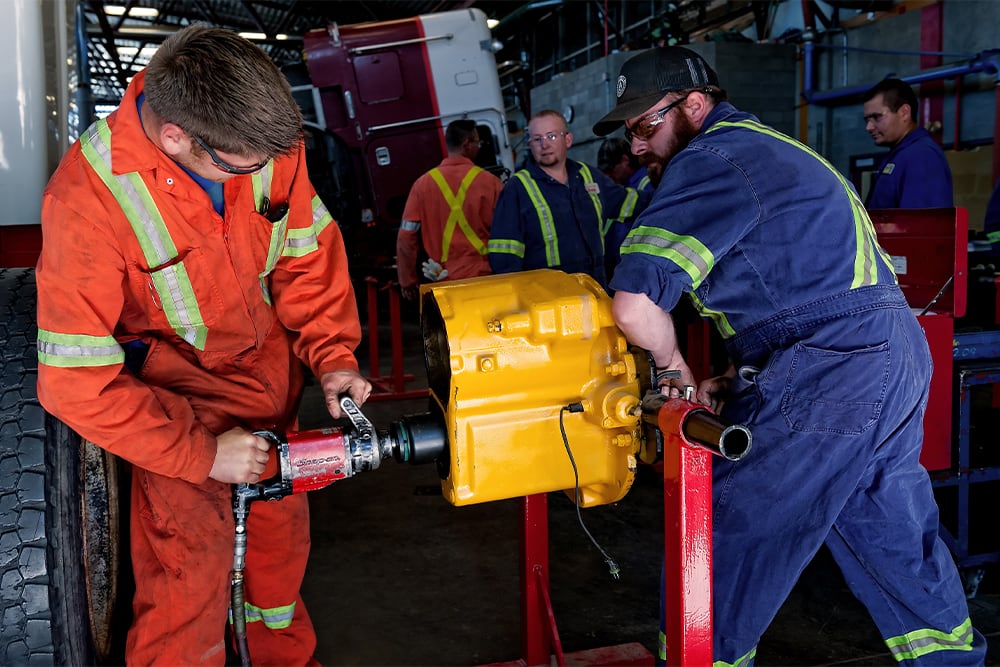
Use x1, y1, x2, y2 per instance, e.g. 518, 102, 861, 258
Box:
232, 484, 254, 667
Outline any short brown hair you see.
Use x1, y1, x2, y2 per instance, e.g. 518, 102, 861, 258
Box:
530, 109, 569, 131
144, 24, 302, 159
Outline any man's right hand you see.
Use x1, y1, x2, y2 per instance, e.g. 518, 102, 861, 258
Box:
209, 427, 271, 484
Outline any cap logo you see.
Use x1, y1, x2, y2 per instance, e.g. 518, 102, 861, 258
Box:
616, 75, 627, 99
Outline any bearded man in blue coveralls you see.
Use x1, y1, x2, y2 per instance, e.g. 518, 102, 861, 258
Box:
863, 78, 954, 209
488, 109, 651, 288
594, 47, 986, 666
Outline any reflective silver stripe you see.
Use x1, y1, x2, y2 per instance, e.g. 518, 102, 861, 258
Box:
885, 618, 975, 662
281, 195, 330, 258
618, 187, 638, 219
37, 329, 124, 368
621, 225, 714, 289
251, 163, 273, 212
514, 170, 560, 266
313, 195, 334, 237
79, 119, 209, 349
486, 238, 525, 257
230, 601, 296, 630
400, 220, 421, 232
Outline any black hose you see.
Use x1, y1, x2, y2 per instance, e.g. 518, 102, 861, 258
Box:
232, 571, 251, 667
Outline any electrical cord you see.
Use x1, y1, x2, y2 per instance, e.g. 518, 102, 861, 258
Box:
560, 403, 621, 580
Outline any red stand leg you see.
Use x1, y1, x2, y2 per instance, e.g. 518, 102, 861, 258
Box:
363, 276, 426, 401
659, 401, 714, 666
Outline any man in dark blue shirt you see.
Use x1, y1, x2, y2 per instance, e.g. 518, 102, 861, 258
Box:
863, 78, 953, 209
488, 110, 649, 288
594, 46, 985, 666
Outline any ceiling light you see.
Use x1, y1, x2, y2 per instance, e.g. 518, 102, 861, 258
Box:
487, 18, 500, 29
238, 32, 267, 40
103, 5, 159, 18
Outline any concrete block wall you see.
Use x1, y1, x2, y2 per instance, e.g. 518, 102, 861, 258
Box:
527, 43, 798, 169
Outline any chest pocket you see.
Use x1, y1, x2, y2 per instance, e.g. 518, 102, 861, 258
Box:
81, 120, 278, 348
123, 247, 225, 349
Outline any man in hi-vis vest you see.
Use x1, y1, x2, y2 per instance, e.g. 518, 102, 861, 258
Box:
36, 24, 370, 665
488, 109, 649, 289
396, 119, 503, 300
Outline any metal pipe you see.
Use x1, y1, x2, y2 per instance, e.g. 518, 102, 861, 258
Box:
682, 409, 752, 461
641, 393, 752, 462
802, 48, 1000, 107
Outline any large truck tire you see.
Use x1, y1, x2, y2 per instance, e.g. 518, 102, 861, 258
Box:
0, 268, 129, 665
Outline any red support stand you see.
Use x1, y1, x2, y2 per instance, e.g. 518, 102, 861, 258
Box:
363, 276, 427, 402
481, 493, 653, 667
657, 400, 714, 666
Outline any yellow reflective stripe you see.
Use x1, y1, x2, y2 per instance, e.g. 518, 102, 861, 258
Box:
486, 238, 525, 257
251, 163, 273, 213
577, 164, 605, 237
621, 224, 714, 289
428, 166, 488, 261
657, 629, 666, 662
689, 289, 735, 338
228, 600, 296, 630
714, 646, 756, 667
638, 174, 651, 190
281, 196, 331, 259
885, 618, 975, 662
514, 170, 560, 266
706, 118, 894, 288
513, 170, 557, 264
986, 230, 1000, 243
37, 330, 124, 368
604, 187, 640, 236
313, 195, 334, 237
619, 187, 639, 220
80, 122, 177, 266
80, 120, 208, 350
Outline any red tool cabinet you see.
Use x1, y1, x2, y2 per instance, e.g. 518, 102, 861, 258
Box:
869, 207, 967, 472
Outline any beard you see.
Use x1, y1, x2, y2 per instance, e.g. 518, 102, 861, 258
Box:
656, 112, 700, 166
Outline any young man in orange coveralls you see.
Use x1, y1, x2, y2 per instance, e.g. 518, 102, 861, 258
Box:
396, 119, 503, 300
35, 25, 371, 665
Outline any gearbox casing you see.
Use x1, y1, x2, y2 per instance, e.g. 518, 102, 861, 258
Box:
420, 269, 642, 507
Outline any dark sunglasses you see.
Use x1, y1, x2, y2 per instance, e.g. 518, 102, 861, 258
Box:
623, 93, 693, 143
191, 134, 269, 175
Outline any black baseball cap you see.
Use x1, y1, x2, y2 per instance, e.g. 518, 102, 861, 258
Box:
593, 46, 719, 136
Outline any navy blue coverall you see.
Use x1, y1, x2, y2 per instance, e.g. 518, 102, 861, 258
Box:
865, 126, 954, 209
488, 157, 647, 287
610, 102, 986, 666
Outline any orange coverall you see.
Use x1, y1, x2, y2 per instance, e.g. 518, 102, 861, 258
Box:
397, 155, 503, 289
36, 70, 361, 666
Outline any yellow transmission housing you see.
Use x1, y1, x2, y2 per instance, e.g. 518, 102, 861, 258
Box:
420, 269, 642, 507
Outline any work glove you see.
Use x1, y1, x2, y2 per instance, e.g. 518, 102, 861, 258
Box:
421, 259, 449, 282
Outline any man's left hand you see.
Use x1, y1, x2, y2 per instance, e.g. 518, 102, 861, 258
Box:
319, 369, 373, 418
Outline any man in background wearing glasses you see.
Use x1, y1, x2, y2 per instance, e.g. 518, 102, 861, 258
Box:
488, 109, 650, 288
594, 46, 985, 666
36, 24, 370, 664
396, 119, 503, 299
862, 77, 953, 209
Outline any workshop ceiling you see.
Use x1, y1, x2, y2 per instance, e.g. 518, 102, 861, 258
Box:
79, 1, 871, 106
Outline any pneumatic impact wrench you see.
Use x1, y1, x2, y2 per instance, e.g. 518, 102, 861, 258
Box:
230, 395, 447, 666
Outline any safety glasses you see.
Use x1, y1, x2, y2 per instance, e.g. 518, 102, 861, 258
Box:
623, 93, 692, 143
191, 134, 269, 175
